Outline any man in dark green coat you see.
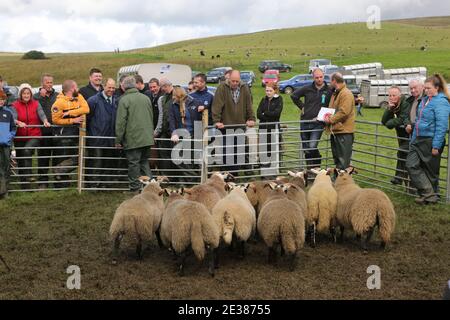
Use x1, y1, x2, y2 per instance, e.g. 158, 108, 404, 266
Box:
381, 86, 411, 185
116, 76, 154, 192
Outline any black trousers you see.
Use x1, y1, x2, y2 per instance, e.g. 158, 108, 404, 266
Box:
86, 146, 118, 186
0, 146, 11, 196
53, 137, 78, 187
330, 133, 354, 170
394, 138, 411, 182
15, 139, 40, 187
37, 135, 59, 184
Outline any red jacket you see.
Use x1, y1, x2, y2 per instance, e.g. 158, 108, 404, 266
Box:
13, 99, 42, 141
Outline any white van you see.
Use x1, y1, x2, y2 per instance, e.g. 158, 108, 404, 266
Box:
117, 63, 192, 86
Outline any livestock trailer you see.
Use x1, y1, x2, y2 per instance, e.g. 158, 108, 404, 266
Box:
117, 63, 192, 85
382, 67, 427, 80
360, 79, 410, 108
343, 62, 383, 78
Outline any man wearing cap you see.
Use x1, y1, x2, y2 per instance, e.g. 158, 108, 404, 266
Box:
115, 76, 154, 193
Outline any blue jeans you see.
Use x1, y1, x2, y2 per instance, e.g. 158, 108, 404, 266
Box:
301, 121, 325, 168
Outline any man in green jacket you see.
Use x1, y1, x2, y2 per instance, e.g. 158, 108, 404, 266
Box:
212, 70, 256, 174
116, 76, 154, 193
381, 86, 412, 186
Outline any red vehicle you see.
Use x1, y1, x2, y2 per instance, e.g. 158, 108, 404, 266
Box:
262, 70, 280, 87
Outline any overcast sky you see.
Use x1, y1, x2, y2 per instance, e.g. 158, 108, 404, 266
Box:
0, 0, 449, 53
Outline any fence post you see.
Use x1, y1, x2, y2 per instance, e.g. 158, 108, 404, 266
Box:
77, 117, 87, 194
447, 143, 450, 204
201, 110, 209, 184
374, 123, 379, 176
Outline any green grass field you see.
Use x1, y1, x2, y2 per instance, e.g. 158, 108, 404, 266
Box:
0, 16, 449, 300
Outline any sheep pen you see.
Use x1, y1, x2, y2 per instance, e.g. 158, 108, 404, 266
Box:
0, 179, 448, 299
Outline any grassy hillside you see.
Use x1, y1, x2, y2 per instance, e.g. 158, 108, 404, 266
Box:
1, 16, 450, 88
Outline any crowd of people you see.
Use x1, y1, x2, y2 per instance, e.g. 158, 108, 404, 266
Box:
0, 67, 449, 204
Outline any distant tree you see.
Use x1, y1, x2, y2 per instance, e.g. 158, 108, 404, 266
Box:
22, 50, 48, 60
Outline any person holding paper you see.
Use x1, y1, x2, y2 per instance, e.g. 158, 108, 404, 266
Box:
323, 73, 356, 170
291, 68, 332, 169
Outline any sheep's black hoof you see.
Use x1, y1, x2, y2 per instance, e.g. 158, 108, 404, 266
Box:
380, 242, 386, 250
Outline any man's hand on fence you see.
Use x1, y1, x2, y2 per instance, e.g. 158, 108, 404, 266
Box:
198, 106, 205, 112
323, 113, 332, 124
44, 121, 51, 128
72, 116, 84, 124
171, 135, 180, 143
246, 120, 256, 128
406, 125, 413, 135
432, 148, 440, 157
115, 144, 123, 149
216, 122, 225, 129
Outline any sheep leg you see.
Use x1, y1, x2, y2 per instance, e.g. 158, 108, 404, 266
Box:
268, 247, 277, 265
155, 229, 164, 249
309, 224, 316, 248
238, 241, 246, 259
365, 227, 375, 248
380, 242, 387, 250
0, 254, 10, 272
288, 253, 297, 272
330, 226, 337, 243
208, 247, 215, 278
214, 247, 220, 269
112, 233, 123, 264
136, 236, 143, 260
339, 226, 345, 243
178, 252, 187, 277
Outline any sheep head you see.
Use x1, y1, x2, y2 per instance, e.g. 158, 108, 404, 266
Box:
288, 170, 308, 188
244, 183, 258, 206
211, 171, 235, 182
334, 168, 357, 187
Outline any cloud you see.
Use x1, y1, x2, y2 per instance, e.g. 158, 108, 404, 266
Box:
0, 0, 448, 52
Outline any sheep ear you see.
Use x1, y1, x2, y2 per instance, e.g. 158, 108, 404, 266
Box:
163, 189, 171, 197
310, 168, 320, 175
184, 188, 193, 195
243, 183, 250, 192
157, 176, 170, 183
288, 171, 296, 177
326, 168, 334, 176
158, 190, 165, 196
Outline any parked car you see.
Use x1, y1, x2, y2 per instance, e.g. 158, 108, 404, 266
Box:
278, 74, 332, 94
309, 59, 332, 73
258, 60, 292, 73
206, 67, 232, 83
262, 70, 280, 87
240, 71, 256, 87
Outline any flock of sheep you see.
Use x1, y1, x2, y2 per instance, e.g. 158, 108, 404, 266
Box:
109, 169, 396, 277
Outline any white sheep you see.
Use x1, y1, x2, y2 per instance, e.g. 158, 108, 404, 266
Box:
257, 183, 306, 271
211, 184, 256, 265
306, 168, 338, 247
160, 192, 220, 277
334, 168, 396, 251
183, 172, 234, 211
109, 177, 166, 263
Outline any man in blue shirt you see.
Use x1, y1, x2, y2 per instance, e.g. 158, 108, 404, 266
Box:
190, 73, 214, 126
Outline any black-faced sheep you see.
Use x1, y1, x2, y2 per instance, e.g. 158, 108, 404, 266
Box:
257, 183, 306, 271
334, 168, 396, 252
212, 184, 256, 264
161, 192, 220, 277
306, 169, 338, 247
109, 177, 166, 264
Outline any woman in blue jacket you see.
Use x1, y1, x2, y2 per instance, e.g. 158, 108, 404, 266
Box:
406, 74, 450, 205
169, 86, 202, 184
0, 90, 16, 199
